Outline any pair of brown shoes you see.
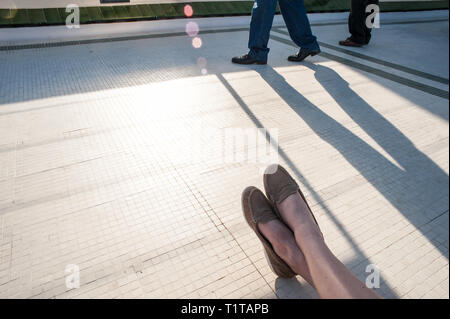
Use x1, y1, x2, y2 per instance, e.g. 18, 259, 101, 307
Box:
242, 164, 320, 278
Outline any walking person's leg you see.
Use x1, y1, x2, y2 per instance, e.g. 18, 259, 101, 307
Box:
364, 0, 380, 44
278, 0, 321, 61
350, 0, 369, 44
232, 0, 277, 64
340, 0, 369, 47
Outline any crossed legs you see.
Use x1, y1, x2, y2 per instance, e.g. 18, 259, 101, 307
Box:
253, 169, 381, 299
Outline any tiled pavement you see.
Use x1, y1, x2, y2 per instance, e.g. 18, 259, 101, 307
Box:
0, 13, 448, 299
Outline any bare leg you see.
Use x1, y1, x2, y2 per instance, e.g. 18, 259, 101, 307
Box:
258, 220, 314, 286
277, 193, 381, 299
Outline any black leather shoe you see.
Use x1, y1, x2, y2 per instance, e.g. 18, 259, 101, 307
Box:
232, 54, 267, 65
287, 49, 321, 62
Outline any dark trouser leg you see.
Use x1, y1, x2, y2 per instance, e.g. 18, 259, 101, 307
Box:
278, 0, 320, 52
348, 0, 368, 44
349, 0, 379, 44
248, 0, 278, 62
364, 0, 379, 44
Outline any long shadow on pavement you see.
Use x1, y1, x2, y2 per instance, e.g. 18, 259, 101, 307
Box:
217, 71, 398, 299
254, 65, 449, 261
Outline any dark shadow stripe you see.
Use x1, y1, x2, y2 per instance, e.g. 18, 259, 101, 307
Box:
272, 28, 450, 85
0, 16, 448, 52
0, 27, 249, 51
309, 17, 450, 27
216, 72, 399, 297
1, 20, 448, 100
381, 17, 449, 25
270, 34, 449, 100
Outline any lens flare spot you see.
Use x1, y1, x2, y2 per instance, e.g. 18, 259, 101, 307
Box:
185, 21, 199, 37
201, 68, 208, 75
192, 37, 202, 49
184, 5, 194, 17
197, 57, 207, 68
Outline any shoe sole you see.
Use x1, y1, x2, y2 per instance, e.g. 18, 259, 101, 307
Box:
232, 61, 267, 65
339, 42, 363, 47
287, 51, 321, 62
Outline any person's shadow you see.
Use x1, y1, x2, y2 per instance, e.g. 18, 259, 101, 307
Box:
217, 68, 398, 298
254, 64, 449, 262
274, 277, 318, 299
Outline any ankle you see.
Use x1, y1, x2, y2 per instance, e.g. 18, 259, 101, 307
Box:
293, 226, 325, 251
278, 194, 316, 228
273, 240, 312, 281
272, 237, 297, 264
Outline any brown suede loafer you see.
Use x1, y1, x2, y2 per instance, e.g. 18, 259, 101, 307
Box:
241, 186, 296, 278
263, 164, 321, 232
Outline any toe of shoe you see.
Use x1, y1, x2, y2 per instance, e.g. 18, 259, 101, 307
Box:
263, 164, 282, 199
263, 165, 299, 203
264, 164, 281, 176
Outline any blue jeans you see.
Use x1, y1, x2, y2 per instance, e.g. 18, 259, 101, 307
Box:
248, 0, 320, 62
